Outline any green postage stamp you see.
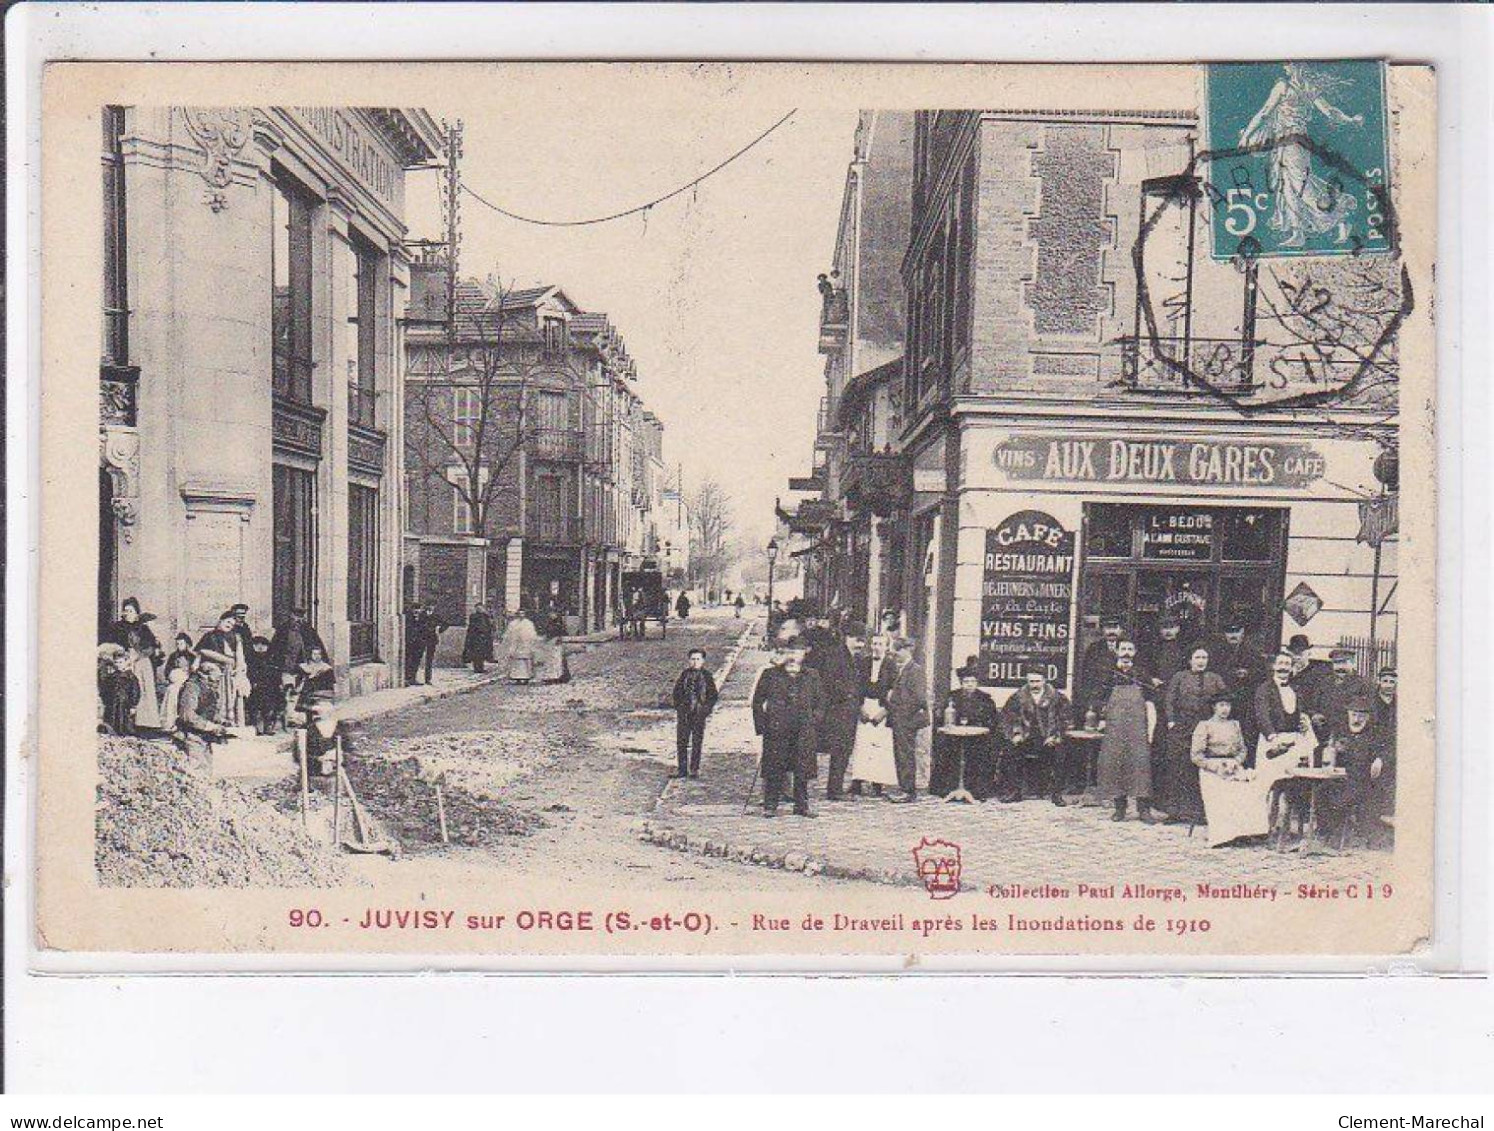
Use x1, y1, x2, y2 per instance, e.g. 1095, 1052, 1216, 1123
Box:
1207, 60, 1391, 260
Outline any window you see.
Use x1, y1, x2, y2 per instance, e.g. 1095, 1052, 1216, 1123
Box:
272, 177, 314, 403
101, 106, 129, 367
347, 240, 379, 427
272, 464, 316, 631
452, 481, 474, 535
347, 485, 378, 662
453, 387, 480, 449
542, 316, 567, 357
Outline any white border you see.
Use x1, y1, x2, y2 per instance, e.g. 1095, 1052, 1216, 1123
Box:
7, 1, 1491, 1091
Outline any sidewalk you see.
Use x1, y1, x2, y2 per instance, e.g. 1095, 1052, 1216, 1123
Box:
639, 642, 1381, 891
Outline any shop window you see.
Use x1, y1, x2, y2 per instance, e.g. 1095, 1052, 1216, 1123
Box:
1085, 503, 1134, 557
272, 178, 315, 404
1219, 508, 1277, 561
453, 387, 480, 449
347, 484, 378, 662
101, 106, 129, 368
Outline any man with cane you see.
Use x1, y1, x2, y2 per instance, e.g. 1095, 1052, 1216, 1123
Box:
750, 642, 825, 818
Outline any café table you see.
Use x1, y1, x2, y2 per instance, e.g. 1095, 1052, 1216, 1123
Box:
936, 725, 989, 804
1270, 765, 1347, 855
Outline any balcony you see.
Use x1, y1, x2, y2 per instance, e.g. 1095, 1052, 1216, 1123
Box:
348, 381, 377, 429
817, 284, 849, 355
527, 425, 585, 462
1117, 336, 1261, 396
525, 512, 584, 545
841, 450, 910, 518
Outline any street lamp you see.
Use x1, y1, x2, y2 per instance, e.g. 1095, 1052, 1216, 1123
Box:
766, 536, 781, 639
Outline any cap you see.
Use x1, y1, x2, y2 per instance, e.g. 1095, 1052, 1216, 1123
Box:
892, 636, 915, 651
1022, 662, 1049, 677
1224, 620, 1246, 632
1159, 614, 1181, 628
1329, 647, 1357, 662
230, 603, 249, 614
1346, 695, 1375, 713
1101, 616, 1123, 629
956, 664, 981, 680
1377, 667, 1397, 677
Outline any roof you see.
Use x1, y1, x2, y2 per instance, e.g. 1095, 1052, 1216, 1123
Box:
835, 355, 904, 430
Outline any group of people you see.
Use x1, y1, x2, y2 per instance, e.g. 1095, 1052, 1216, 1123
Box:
444, 604, 573, 686
98, 598, 335, 758
729, 606, 1396, 846
1073, 616, 1397, 846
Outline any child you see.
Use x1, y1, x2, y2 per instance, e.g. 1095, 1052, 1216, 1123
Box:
670, 647, 719, 779
98, 645, 141, 735
247, 634, 283, 735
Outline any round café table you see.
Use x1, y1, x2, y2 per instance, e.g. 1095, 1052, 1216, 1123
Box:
1270, 765, 1347, 855
936, 725, 989, 804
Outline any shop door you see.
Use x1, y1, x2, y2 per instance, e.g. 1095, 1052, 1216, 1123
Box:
1135, 569, 1213, 646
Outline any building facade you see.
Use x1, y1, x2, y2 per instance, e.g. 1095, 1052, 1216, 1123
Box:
899, 109, 1399, 705
99, 105, 440, 697
785, 110, 915, 631
403, 272, 665, 639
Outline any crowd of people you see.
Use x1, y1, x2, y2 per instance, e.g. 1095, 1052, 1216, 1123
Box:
730, 605, 1396, 848
97, 598, 335, 760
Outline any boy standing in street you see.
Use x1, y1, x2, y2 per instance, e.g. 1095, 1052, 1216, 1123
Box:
671, 647, 719, 779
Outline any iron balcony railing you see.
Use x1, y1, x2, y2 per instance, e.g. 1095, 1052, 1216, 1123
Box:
527, 425, 585, 462
525, 512, 584, 545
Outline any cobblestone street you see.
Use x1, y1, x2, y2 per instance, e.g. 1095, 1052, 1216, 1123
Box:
341, 609, 843, 890
643, 637, 1388, 895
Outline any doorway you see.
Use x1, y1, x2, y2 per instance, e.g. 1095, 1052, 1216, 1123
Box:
99, 468, 118, 639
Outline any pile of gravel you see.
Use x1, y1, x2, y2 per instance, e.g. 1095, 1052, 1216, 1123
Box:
95, 735, 347, 888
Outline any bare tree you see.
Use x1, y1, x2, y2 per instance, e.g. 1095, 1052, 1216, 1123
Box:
406, 271, 534, 543
687, 477, 736, 600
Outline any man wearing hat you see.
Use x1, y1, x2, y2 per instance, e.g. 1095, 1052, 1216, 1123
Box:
1372, 667, 1398, 736
1327, 694, 1394, 847
1313, 648, 1376, 743
175, 653, 230, 765
1000, 663, 1074, 804
930, 663, 1001, 800
883, 637, 929, 803
1080, 618, 1126, 715
750, 642, 825, 818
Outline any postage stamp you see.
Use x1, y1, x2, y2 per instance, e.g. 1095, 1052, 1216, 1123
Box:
32, 60, 1437, 967
1206, 60, 1392, 260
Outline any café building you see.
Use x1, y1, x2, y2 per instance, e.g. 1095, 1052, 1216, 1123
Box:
899, 109, 1399, 702
99, 105, 441, 696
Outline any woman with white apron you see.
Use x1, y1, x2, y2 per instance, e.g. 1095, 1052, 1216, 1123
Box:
848, 631, 899, 796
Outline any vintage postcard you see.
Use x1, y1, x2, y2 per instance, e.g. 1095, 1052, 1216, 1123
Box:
35, 60, 1436, 965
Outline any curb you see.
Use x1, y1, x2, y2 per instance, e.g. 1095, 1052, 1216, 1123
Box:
339, 671, 506, 725
635, 817, 918, 888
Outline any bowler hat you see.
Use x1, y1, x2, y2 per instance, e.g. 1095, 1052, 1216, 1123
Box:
956, 664, 980, 680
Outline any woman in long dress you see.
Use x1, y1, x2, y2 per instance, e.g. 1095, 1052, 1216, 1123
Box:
106, 598, 163, 731
1096, 654, 1157, 822
502, 608, 539, 684
1238, 62, 1364, 248
1159, 646, 1227, 823
1193, 692, 1299, 847
848, 633, 898, 795
196, 612, 241, 726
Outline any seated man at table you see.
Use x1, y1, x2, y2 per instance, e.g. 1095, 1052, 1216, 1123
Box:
930, 663, 1000, 799
1326, 695, 1395, 849
1000, 663, 1073, 805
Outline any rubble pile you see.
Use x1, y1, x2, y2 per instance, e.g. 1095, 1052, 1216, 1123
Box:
342, 751, 544, 851
96, 735, 347, 888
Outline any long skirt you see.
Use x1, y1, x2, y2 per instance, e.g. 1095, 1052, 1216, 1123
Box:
848, 706, 899, 787
161, 670, 188, 731
131, 653, 161, 730
1157, 722, 1207, 821
1197, 742, 1301, 847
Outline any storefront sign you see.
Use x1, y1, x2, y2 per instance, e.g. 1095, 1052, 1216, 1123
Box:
1141, 510, 1214, 561
290, 108, 400, 204
978, 511, 1075, 688
993, 435, 1326, 489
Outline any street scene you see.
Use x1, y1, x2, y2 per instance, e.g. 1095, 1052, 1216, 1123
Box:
67, 62, 1432, 960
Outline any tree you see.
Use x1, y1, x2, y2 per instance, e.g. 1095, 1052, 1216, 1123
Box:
405, 270, 534, 543
687, 477, 736, 600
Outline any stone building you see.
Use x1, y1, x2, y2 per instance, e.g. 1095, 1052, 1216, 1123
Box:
403, 271, 665, 637
99, 105, 440, 697
899, 108, 1399, 704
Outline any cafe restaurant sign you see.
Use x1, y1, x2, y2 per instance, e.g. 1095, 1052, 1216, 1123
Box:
993, 435, 1325, 489
978, 510, 1075, 689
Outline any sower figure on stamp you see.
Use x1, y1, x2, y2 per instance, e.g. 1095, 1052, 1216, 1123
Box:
671, 647, 719, 780
751, 643, 825, 818
1000, 663, 1074, 805
883, 636, 929, 804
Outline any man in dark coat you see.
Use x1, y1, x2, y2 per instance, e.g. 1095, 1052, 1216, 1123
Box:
751, 645, 824, 817
403, 604, 440, 684
931, 664, 1001, 799
1286, 635, 1332, 719
1000, 663, 1075, 804
1312, 648, 1376, 745
461, 606, 496, 674
1079, 618, 1125, 715
1328, 695, 1395, 847
1372, 667, 1397, 736
175, 655, 229, 763
884, 637, 929, 803
671, 647, 719, 779
802, 618, 860, 800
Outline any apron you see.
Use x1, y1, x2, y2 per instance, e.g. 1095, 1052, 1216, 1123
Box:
130, 651, 162, 729
848, 698, 899, 787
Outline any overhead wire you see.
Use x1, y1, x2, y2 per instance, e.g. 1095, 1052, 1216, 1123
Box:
459, 109, 797, 228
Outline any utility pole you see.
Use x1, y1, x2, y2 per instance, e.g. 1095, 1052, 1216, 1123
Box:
440, 119, 464, 332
